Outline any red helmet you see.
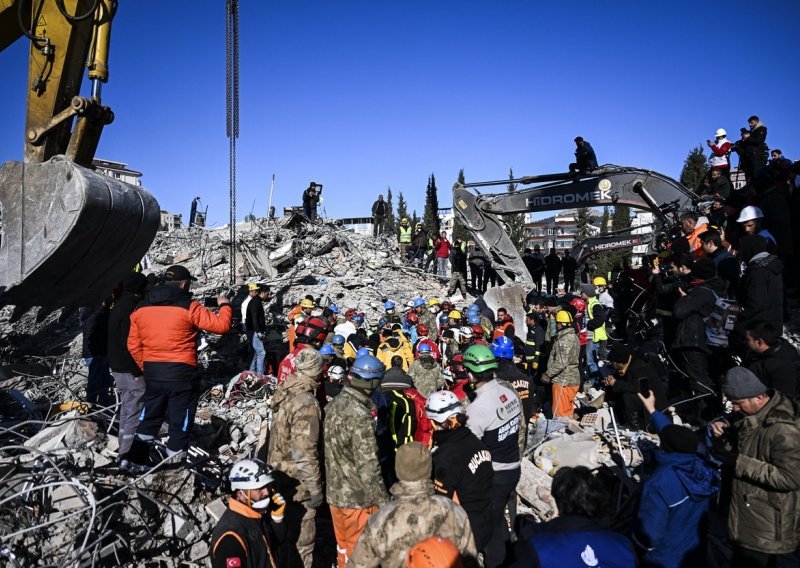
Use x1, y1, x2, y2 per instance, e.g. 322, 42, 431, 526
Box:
406, 312, 419, 325
344, 308, 356, 320
449, 353, 468, 380
296, 316, 328, 345
569, 297, 586, 315
417, 323, 429, 336
471, 325, 484, 337
441, 300, 454, 312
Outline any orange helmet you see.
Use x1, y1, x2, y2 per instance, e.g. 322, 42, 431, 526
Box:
406, 536, 462, 568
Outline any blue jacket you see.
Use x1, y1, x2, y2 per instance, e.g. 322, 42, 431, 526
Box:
636, 413, 720, 567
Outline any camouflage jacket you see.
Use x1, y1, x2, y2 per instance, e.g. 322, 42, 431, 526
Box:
348, 479, 477, 568
324, 385, 389, 509
408, 357, 442, 398
267, 371, 322, 503
418, 311, 439, 342
543, 327, 580, 387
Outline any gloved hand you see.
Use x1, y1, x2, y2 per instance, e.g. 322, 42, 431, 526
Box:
307, 492, 324, 509
257, 332, 266, 341
270, 492, 286, 523
710, 447, 738, 468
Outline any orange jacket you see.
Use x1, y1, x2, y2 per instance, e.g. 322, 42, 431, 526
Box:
686, 223, 708, 258
286, 304, 304, 350
128, 285, 232, 380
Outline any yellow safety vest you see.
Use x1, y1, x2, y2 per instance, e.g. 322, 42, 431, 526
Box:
588, 296, 607, 341
399, 226, 412, 244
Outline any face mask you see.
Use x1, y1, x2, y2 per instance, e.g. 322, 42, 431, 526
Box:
251, 497, 271, 511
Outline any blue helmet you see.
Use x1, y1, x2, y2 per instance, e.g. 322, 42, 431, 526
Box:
356, 347, 371, 358
351, 314, 364, 325
491, 336, 514, 360
319, 344, 335, 356
384, 300, 396, 311
467, 304, 480, 314
413, 297, 426, 308
350, 355, 385, 378
331, 334, 345, 346
417, 342, 432, 353
328, 305, 340, 314
467, 313, 481, 325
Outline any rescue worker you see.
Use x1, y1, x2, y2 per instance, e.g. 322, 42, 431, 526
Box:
581, 283, 607, 381
408, 343, 443, 397
377, 334, 412, 372
129, 265, 232, 460
245, 283, 270, 376
210, 459, 286, 568
679, 211, 709, 258
349, 442, 478, 568
398, 218, 412, 261
324, 355, 390, 567
542, 309, 580, 419
325, 365, 347, 401
288, 297, 315, 351
462, 344, 522, 567
384, 300, 403, 325
414, 298, 437, 342
320, 343, 347, 375
492, 337, 534, 425
492, 307, 514, 340
331, 334, 347, 361
267, 349, 324, 567
427, 390, 495, 556
277, 316, 328, 383
413, 327, 441, 362
410, 224, 428, 265
381, 356, 431, 451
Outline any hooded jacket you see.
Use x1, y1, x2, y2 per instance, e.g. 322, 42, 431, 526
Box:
637, 436, 719, 567
746, 339, 800, 398
739, 252, 783, 331
672, 276, 727, 352
407, 355, 442, 397
377, 338, 413, 371
728, 391, 800, 554
267, 370, 322, 504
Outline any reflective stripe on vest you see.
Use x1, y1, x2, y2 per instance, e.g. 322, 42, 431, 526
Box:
588, 296, 607, 341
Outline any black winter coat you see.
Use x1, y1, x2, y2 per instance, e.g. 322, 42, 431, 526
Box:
672, 277, 727, 351
544, 253, 562, 275
746, 339, 800, 399
496, 359, 534, 422
80, 305, 109, 358
708, 247, 740, 297
741, 125, 768, 167
245, 295, 267, 334
107, 292, 143, 374
450, 248, 467, 274
739, 254, 783, 331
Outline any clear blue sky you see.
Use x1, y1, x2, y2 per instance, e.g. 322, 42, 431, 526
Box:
2, 1, 798, 226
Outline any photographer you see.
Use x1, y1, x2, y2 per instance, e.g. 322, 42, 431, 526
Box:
302, 182, 321, 222
652, 253, 693, 349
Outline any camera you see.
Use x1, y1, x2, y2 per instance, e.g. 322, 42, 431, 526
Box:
204, 296, 218, 308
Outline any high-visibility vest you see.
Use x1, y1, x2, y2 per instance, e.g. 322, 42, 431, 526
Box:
587, 296, 607, 341
399, 226, 412, 243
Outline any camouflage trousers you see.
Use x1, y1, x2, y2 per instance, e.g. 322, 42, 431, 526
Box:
281, 502, 316, 568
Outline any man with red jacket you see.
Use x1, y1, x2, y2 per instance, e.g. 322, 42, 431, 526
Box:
128, 265, 232, 459
434, 232, 452, 278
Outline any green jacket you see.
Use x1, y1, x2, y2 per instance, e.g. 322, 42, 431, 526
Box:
728, 390, 800, 554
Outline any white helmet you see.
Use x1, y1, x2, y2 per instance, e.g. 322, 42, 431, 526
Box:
715, 128, 727, 138
458, 326, 473, 341
737, 205, 764, 223
328, 365, 346, 382
425, 390, 463, 423
229, 458, 273, 491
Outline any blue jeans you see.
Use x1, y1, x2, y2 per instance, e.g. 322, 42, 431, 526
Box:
436, 258, 449, 278
249, 332, 266, 375
586, 339, 600, 375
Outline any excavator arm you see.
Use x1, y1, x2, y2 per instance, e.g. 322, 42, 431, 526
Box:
0, 0, 160, 309
453, 165, 698, 286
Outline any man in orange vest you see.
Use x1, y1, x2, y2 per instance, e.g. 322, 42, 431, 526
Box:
492, 307, 515, 340
287, 297, 315, 351
680, 212, 708, 259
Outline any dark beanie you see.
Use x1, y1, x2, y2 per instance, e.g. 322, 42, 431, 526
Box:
738, 234, 768, 264
660, 425, 698, 454
691, 257, 716, 280
722, 366, 767, 400
608, 345, 632, 364
122, 271, 148, 294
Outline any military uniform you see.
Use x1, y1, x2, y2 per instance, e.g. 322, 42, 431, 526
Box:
418, 310, 439, 342
348, 479, 477, 568
267, 371, 322, 567
324, 385, 389, 567
408, 356, 443, 397
544, 326, 580, 419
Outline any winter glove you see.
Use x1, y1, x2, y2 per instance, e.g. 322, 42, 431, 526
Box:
710, 447, 738, 468
307, 492, 324, 509
270, 492, 286, 523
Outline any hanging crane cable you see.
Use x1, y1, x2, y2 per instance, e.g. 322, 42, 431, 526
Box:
225, 0, 240, 285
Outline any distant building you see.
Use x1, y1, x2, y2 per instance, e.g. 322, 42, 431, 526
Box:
731, 167, 746, 192
159, 210, 182, 232
337, 217, 374, 235
524, 209, 599, 254
92, 158, 143, 186
631, 211, 655, 267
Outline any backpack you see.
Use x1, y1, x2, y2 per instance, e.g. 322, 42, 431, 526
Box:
704, 290, 740, 348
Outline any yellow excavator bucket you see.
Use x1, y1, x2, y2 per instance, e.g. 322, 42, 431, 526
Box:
0, 156, 160, 308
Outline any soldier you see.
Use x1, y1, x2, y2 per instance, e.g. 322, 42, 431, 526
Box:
324, 355, 390, 567
267, 349, 324, 567
408, 345, 443, 397
417, 299, 440, 343
349, 442, 478, 568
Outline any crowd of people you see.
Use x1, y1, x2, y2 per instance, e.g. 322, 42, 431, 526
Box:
80, 116, 800, 568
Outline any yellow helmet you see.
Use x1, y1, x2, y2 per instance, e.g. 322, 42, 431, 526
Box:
555, 310, 573, 324
247, 282, 261, 291
300, 298, 315, 309
428, 298, 441, 306
593, 276, 607, 286
401, 217, 409, 223
448, 310, 462, 319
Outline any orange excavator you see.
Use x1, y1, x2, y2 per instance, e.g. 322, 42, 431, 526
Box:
0, 0, 160, 309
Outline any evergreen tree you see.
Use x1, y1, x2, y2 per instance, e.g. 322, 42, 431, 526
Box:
397, 191, 409, 225
680, 146, 708, 192
575, 207, 593, 243
595, 205, 632, 275
505, 168, 526, 251
423, 173, 441, 237
452, 168, 470, 242
411, 210, 420, 230
385, 187, 397, 235
600, 206, 610, 234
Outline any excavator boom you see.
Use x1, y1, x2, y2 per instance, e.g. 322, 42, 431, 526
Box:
0, 0, 160, 308
453, 165, 698, 286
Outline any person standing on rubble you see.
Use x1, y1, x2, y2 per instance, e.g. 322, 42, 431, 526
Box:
371, 194, 387, 237
107, 271, 149, 468
267, 348, 324, 567
211, 458, 286, 568
81, 297, 115, 406
245, 283, 270, 376
324, 355, 389, 567
542, 310, 580, 419
398, 218, 413, 260
302, 182, 320, 222
277, 316, 328, 383
434, 232, 452, 278
411, 223, 428, 266
287, 296, 315, 351
128, 265, 232, 461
